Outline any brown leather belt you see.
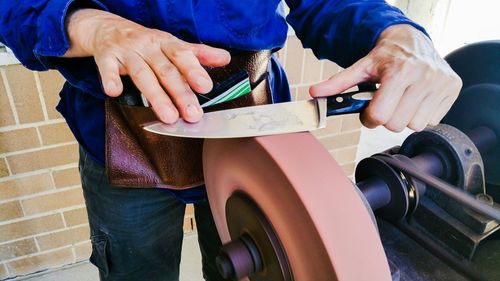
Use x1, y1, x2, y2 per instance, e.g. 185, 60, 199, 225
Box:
105, 50, 272, 189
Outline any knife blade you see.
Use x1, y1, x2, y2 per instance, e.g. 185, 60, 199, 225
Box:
143, 90, 374, 138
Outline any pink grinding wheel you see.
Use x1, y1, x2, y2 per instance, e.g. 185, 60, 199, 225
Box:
203, 132, 391, 281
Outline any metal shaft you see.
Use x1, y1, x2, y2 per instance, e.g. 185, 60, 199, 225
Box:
356, 178, 391, 211
358, 125, 497, 212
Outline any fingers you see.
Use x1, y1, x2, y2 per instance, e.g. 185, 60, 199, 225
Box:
309, 57, 373, 97
430, 78, 462, 125
124, 52, 179, 124
430, 95, 456, 125
412, 82, 461, 130
146, 51, 203, 123
161, 43, 213, 94
161, 42, 231, 94
191, 44, 231, 67
397, 69, 461, 131
361, 74, 410, 129
319, 24, 463, 133
381, 83, 427, 132
95, 55, 123, 97
368, 73, 461, 132
90, 20, 231, 124
408, 92, 444, 131
312, 50, 454, 132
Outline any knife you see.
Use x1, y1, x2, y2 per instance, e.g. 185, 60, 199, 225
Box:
143, 89, 374, 138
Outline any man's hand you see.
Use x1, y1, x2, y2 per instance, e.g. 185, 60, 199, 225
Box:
64, 9, 231, 124
310, 25, 462, 132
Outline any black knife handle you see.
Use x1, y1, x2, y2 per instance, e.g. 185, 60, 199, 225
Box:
326, 90, 374, 116
116, 76, 144, 106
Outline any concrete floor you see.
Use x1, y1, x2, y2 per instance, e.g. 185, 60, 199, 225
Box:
15, 234, 204, 281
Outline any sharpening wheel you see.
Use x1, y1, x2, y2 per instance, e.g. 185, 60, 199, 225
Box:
203, 132, 391, 280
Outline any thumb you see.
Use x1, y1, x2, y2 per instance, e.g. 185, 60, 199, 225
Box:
309, 56, 373, 97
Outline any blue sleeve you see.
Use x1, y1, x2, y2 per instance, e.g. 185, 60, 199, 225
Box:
285, 0, 429, 68
0, 0, 108, 98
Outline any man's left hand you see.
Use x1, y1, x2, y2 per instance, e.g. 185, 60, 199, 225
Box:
310, 24, 462, 132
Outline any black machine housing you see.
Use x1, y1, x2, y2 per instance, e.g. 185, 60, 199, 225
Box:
354, 41, 500, 281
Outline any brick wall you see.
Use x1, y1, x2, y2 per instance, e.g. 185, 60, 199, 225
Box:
0, 34, 361, 280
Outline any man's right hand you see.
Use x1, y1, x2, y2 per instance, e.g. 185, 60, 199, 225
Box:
64, 9, 231, 124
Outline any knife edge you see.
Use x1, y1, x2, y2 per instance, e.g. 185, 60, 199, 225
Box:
142, 99, 323, 138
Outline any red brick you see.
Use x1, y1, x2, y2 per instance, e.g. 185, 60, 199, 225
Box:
6, 247, 73, 276
38, 71, 65, 120
302, 49, 322, 84
0, 128, 40, 154
21, 188, 84, 216
312, 116, 343, 138
74, 241, 92, 261
0, 158, 9, 178
0, 173, 54, 200
0, 201, 23, 221
295, 86, 310, 101
322, 61, 341, 80
0, 238, 38, 261
183, 217, 193, 233
0, 214, 64, 243
185, 204, 194, 217
38, 122, 75, 145
63, 207, 88, 227
36, 225, 90, 251
276, 48, 286, 65
4, 65, 44, 124
319, 131, 361, 151
331, 146, 358, 166
52, 167, 80, 188
341, 162, 356, 176
341, 114, 362, 132
7, 144, 78, 174
284, 36, 304, 85
0, 72, 16, 126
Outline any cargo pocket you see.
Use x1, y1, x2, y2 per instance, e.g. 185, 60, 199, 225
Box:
90, 234, 110, 277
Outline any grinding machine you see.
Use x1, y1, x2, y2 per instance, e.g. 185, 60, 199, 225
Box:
202, 41, 500, 281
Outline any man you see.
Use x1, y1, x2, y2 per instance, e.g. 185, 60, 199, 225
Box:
0, 1, 461, 280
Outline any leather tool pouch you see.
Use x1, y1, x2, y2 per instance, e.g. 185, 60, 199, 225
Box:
105, 51, 272, 189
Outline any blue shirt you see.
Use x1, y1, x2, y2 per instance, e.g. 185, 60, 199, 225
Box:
0, 0, 426, 202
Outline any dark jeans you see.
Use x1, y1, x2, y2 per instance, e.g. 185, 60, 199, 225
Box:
79, 148, 224, 281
